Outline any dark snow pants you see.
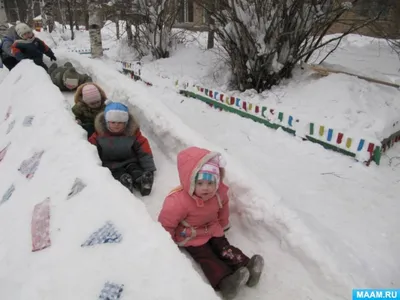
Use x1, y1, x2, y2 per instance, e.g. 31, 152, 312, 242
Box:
111, 163, 144, 183
2, 57, 19, 71
185, 236, 250, 289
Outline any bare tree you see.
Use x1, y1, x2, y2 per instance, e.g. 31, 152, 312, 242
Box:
23, 0, 34, 24
57, 0, 66, 30
65, 0, 75, 38
12, 0, 22, 21
200, 0, 381, 92
131, 0, 182, 59
73, 0, 79, 30
41, 0, 55, 32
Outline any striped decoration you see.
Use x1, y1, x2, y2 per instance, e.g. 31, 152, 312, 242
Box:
116, 64, 399, 166
307, 122, 380, 162
188, 84, 385, 165
67, 48, 109, 54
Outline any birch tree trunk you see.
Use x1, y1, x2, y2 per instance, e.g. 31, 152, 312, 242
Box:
88, 1, 103, 58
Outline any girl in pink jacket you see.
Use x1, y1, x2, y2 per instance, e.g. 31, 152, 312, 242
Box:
158, 146, 264, 299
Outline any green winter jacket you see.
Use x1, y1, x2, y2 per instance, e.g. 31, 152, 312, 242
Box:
48, 62, 92, 91
71, 82, 107, 124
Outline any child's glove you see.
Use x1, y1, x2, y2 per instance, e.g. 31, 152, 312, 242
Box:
50, 55, 57, 61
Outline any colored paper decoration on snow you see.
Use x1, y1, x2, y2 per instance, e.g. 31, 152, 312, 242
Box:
118, 60, 141, 72
67, 47, 109, 54
0, 184, 15, 206
337, 132, 343, 144
31, 198, 51, 252
98, 282, 124, 300
6, 120, 16, 134
18, 150, 45, 179
327, 129, 333, 142
0, 143, 11, 163
23, 115, 35, 127
67, 178, 87, 199
81, 221, 122, 247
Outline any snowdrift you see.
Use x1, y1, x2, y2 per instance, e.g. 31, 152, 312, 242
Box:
0, 61, 220, 300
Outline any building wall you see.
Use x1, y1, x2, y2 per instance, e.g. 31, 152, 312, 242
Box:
174, 0, 208, 31
328, 2, 400, 38
174, 0, 400, 38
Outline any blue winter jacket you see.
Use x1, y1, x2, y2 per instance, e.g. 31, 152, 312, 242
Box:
1, 26, 54, 64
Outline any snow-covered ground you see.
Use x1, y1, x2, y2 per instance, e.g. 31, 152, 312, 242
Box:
0, 61, 221, 300
0, 22, 399, 300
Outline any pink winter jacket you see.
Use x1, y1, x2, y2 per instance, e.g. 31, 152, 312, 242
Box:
158, 147, 230, 247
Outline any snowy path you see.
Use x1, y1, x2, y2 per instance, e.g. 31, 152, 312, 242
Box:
63, 91, 338, 300
150, 81, 400, 289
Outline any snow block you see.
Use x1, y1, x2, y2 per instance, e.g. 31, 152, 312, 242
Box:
18, 150, 45, 179
67, 178, 87, 199
23, 115, 34, 127
81, 221, 122, 247
6, 119, 16, 134
31, 198, 51, 252
0, 143, 11, 163
0, 184, 15, 206
98, 282, 124, 300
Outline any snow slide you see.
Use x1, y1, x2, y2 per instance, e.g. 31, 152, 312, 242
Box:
0, 61, 220, 300
56, 52, 362, 299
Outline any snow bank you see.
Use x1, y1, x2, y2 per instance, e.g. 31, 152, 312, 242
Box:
129, 33, 400, 147
0, 61, 219, 300
58, 52, 360, 295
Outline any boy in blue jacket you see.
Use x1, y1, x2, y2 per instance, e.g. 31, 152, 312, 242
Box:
1, 23, 56, 71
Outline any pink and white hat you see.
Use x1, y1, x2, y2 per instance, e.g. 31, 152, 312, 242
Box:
82, 84, 102, 105
196, 155, 226, 184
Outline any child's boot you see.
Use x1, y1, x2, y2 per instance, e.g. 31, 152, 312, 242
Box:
219, 267, 250, 300
246, 254, 264, 287
119, 173, 133, 191
138, 171, 154, 196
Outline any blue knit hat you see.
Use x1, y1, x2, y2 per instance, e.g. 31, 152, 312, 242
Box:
104, 102, 129, 123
